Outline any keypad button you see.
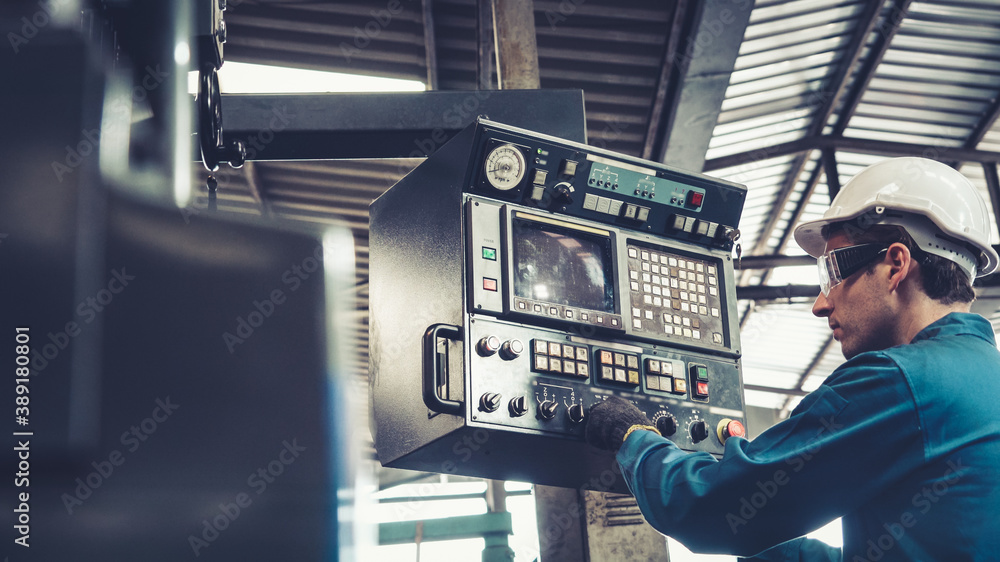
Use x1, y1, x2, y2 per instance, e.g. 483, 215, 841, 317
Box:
673, 378, 687, 394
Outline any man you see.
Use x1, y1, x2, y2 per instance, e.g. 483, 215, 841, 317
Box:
586, 157, 1000, 560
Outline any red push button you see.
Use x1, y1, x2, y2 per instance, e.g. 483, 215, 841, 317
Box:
727, 420, 746, 438
717, 418, 746, 443
695, 381, 709, 398
687, 191, 704, 206
483, 277, 498, 292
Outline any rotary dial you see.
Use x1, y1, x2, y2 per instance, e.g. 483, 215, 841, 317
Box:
484, 144, 526, 190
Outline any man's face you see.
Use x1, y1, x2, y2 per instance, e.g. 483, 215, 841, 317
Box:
811, 231, 896, 359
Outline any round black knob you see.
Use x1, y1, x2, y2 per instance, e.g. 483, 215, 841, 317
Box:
509, 396, 528, 417
690, 420, 709, 443
655, 414, 678, 436
553, 181, 575, 204
538, 400, 558, 420
479, 392, 501, 413
567, 403, 586, 424
477, 335, 501, 357
499, 339, 524, 360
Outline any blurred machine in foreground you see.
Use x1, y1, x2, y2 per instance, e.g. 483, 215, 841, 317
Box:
0, 1, 362, 559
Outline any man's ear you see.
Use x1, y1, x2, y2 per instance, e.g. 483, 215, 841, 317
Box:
885, 242, 913, 292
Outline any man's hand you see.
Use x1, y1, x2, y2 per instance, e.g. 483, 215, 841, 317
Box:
585, 396, 656, 452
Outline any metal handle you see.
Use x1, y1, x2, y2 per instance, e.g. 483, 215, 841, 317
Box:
422, 323, 464, 415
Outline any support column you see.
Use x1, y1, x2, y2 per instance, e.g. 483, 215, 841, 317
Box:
493, 0, 541, 89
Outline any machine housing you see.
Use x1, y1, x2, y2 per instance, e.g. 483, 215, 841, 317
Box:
370, 119, 748, 492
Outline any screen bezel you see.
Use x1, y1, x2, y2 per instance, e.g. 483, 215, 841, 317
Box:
503, 210, 622, 329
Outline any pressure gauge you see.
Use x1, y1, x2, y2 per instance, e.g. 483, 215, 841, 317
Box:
484, 144, 527, 190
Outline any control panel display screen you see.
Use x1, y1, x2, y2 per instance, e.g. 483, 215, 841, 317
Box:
511, 215, 615, 314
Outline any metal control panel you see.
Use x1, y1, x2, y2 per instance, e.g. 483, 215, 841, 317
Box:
370, 118, 747, 493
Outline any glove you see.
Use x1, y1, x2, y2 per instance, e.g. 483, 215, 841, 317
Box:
585, 396, 656, 452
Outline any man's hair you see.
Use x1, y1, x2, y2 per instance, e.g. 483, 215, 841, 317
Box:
828, 223, 975, 304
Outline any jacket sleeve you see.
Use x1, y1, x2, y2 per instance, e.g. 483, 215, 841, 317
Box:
615, 351, 923, 557
738, 537, 842, 561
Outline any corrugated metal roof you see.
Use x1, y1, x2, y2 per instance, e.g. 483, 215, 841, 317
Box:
194, 0, 1000, 413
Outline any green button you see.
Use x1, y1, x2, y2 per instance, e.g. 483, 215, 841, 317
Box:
482, 247, 497, 260
697, 366, 708, 380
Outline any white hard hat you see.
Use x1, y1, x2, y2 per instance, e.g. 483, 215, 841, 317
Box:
794, 157, 998, 279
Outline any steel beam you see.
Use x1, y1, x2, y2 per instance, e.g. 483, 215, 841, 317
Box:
703, 135, 1000, 172
422, 0, 439, 90
743, 384, 809, 397
645, 0, 754, 171
494, 0, 540, 90
379, 512, 513, 545
211, 90, 587, 161
735, 255, 815, 270
735, 284, 819, 301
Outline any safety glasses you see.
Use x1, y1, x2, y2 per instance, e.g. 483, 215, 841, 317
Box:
818, 243, 890, 296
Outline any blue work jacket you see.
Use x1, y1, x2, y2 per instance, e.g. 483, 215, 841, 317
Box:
617, 312, 1000, 560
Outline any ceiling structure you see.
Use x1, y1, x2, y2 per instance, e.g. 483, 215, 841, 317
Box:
193, 0, 1000, 415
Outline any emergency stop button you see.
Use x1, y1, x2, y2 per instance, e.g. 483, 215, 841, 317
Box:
717, 418, 746, 443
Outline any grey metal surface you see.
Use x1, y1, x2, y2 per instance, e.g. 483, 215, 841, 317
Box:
216, 90, 588, 160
